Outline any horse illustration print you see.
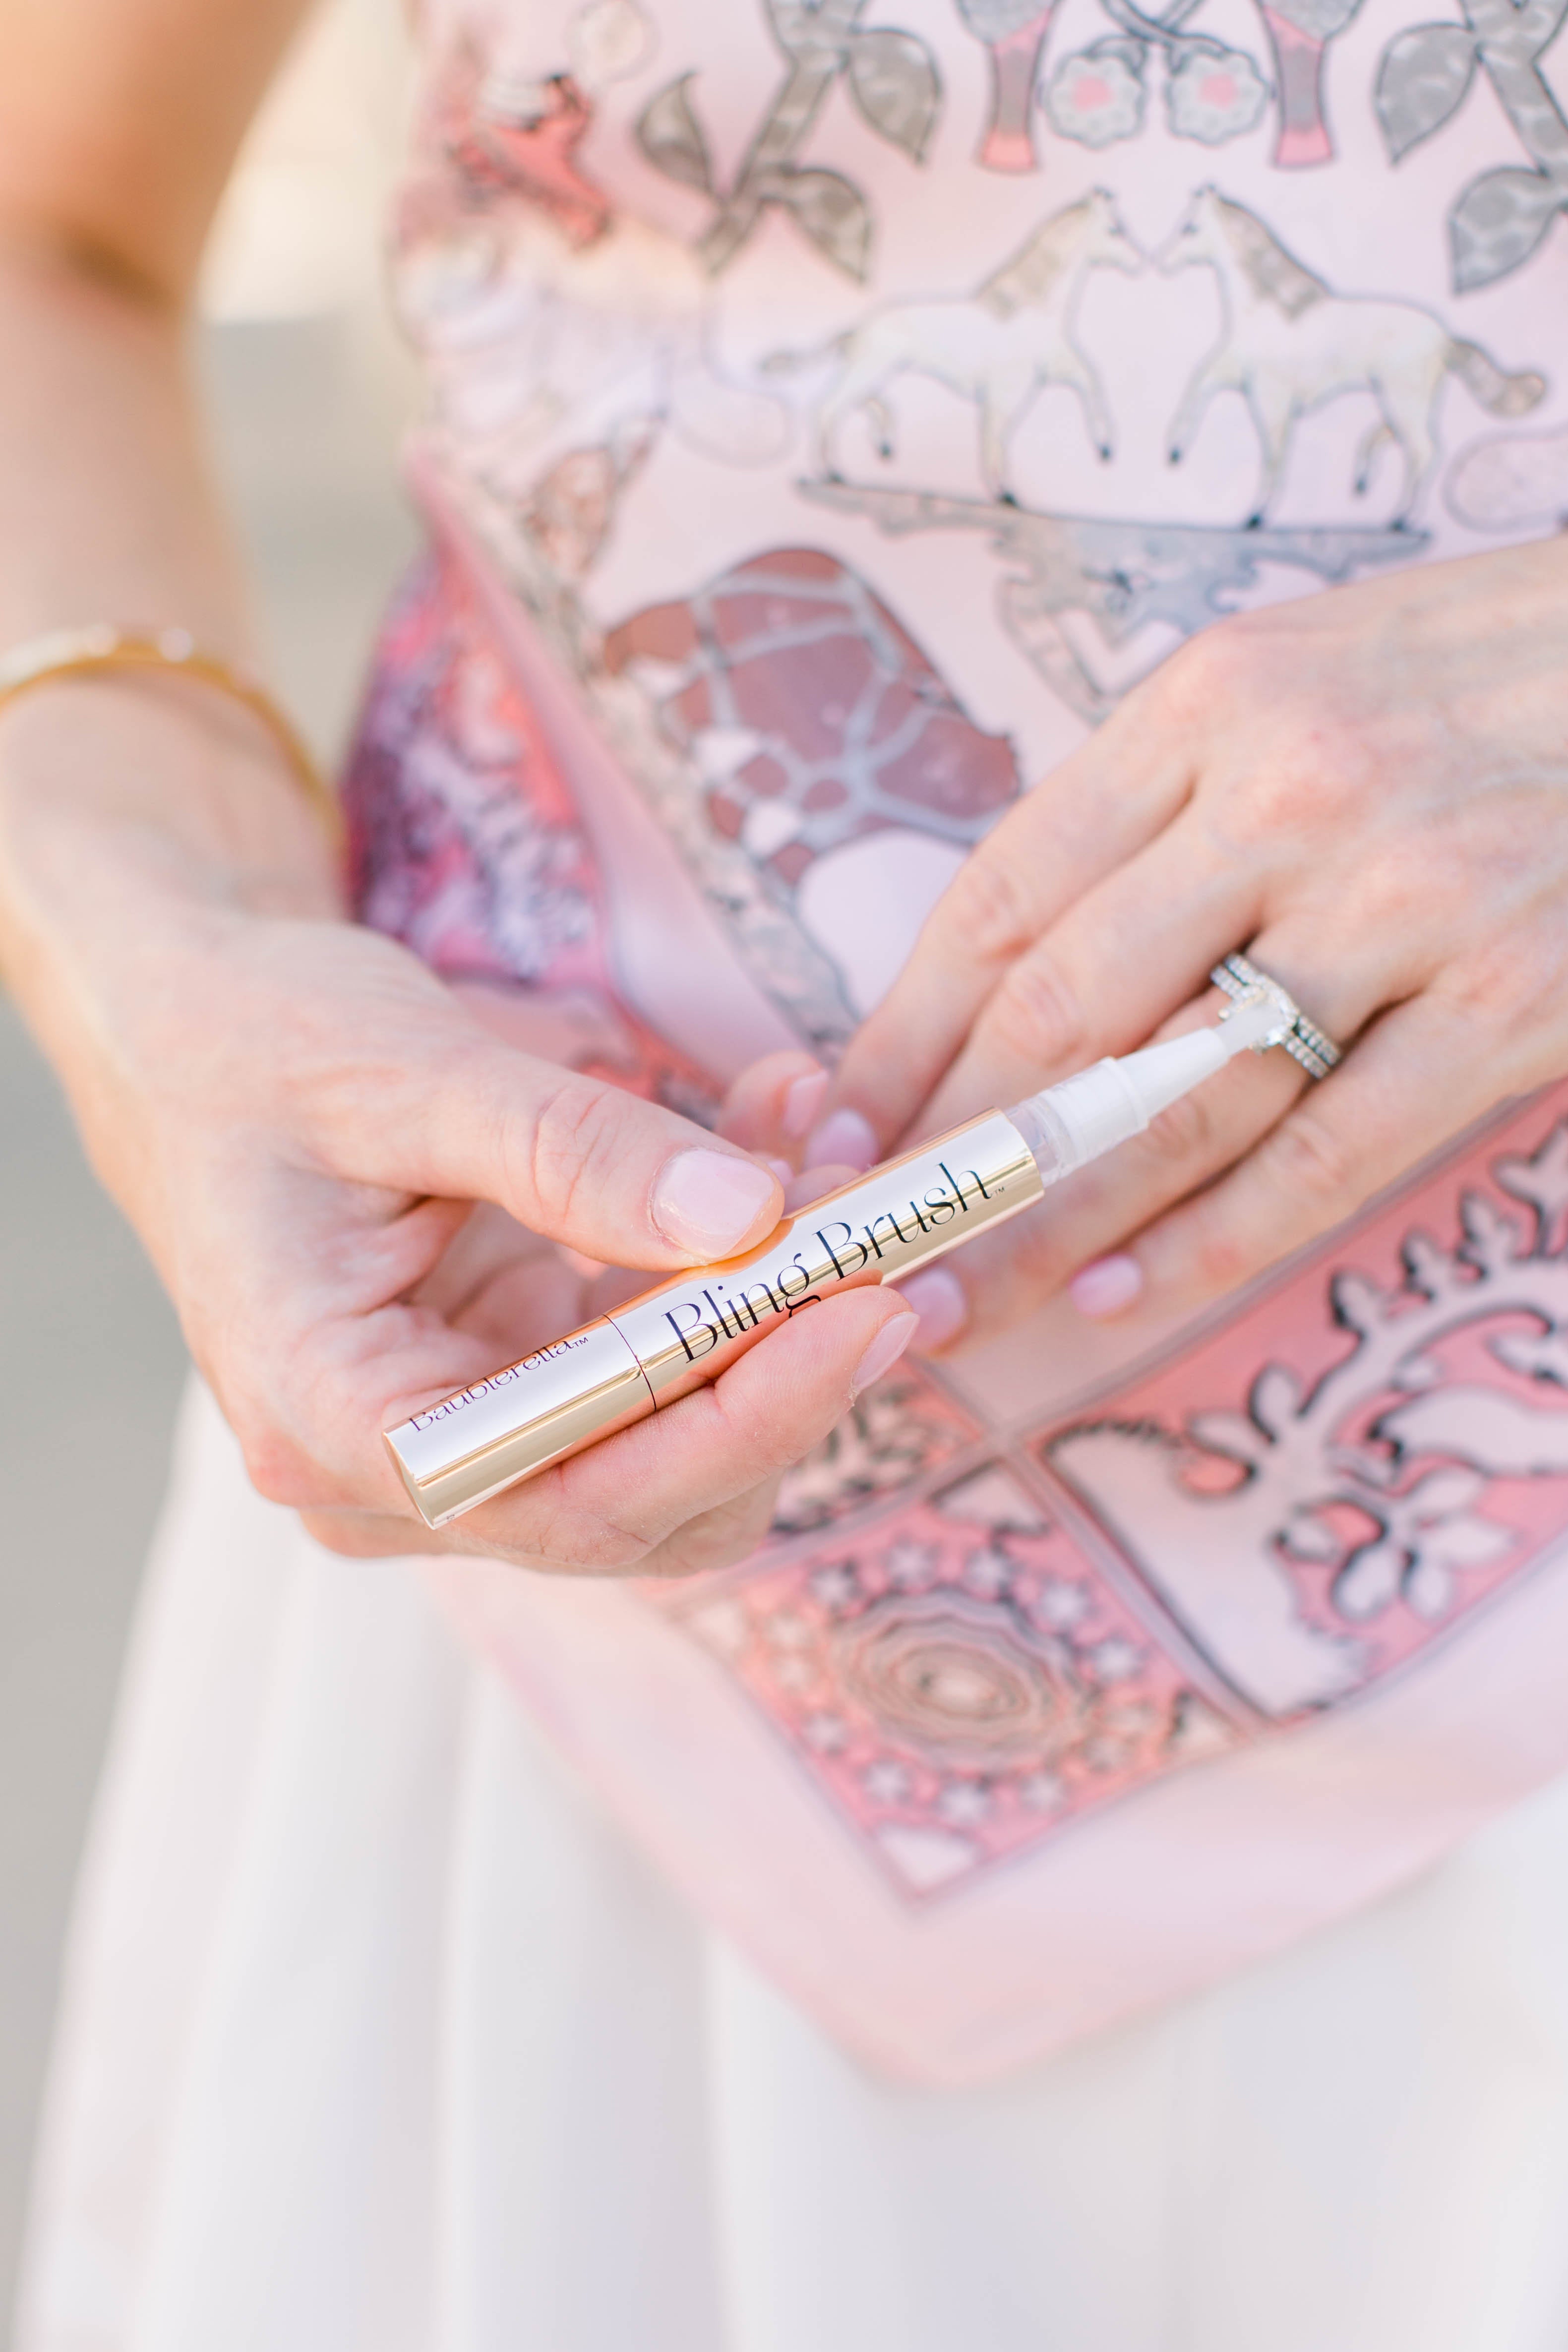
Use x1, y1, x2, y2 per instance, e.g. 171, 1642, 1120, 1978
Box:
769, 190, 1144, 503
1162, 186, 1546, 524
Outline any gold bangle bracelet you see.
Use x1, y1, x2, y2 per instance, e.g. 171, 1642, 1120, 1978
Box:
0, 624, 342, 843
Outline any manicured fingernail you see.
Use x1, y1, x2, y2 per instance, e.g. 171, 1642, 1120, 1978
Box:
894, 1266, 967, 1353
806, 1107, 878, 1173
1070, 1254, 1144, 1319
851, 1311, 918, 1399
761, 1155, 795, 1185
652, 1150, 781, 1258
782, 1067, 830, 1140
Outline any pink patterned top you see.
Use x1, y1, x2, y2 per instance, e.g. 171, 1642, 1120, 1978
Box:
343, 0, 1568, 2080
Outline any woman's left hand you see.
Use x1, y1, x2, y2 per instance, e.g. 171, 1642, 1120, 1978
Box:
826, 535, 1568, 1348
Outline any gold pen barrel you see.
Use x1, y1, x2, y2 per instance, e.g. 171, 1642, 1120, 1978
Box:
385, 1111, 1043, 1528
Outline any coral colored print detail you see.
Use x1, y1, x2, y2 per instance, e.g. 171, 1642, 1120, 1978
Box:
657, 1456, 1241, 1895
764, 1365, 984, 1540
343, 553, 717, 1116
345, 555, 602, 992
1046, 1098, 1568, 1719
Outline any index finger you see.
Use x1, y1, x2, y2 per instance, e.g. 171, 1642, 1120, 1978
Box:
832, 698, 1194, 1143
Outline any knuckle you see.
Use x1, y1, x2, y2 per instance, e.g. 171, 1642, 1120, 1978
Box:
1212, 724, 1373, 854
297, 1510, 381, 1559
521, 1480, 656, 1573
943, 845, 1045, 966
1255, 1104, 1356, 1214
1149, 622, 1252, 729
237, 1421, 317, 1508
1134, 1081, 1218, 1172
1187, 1214, 1257, 1298
515, 1074, 627, 1234
985, 949, 1087, 1072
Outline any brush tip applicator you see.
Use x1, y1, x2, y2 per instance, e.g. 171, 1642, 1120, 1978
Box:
386, 977, 1302, 1526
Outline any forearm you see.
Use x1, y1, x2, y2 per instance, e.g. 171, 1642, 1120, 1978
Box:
0, 249, 340, 1122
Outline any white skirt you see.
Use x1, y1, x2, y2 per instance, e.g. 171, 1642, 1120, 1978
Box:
19, 1379, 1568, 2352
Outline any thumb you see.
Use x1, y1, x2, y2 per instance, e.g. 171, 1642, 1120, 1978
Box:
321, 1029, 786, 1270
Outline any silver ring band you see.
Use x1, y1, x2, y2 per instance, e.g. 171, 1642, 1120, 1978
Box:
1209, 953, 1343, 1081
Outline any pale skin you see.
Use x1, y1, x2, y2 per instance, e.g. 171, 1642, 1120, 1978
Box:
0, 0, 916, 1574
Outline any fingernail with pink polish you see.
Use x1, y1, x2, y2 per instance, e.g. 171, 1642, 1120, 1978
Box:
652, 1150, 780, 1258
782, 1067, 830, 1140
805, 1107, 878, 1173
851, 1311, 919, 1399
894, 1266, 967, 1354
1070, 1254, 1144, 1320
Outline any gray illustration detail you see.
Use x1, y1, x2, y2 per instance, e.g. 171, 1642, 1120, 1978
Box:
601, 546, 1022, 1044
1045, 0, 1269, 151
1376, 0, 1568, 290
1257, 0, 1365, 165
801, 475, 1420, 721
1447, 422, 1568, 529
766, 192, 1142, 499
1162, 187, 1546, 524
636, 0, 941, 282
952, 0, 1057, 169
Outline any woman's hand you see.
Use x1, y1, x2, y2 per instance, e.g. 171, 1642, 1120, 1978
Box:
828, 536, 1568, 1348
0, 689, 916, 1577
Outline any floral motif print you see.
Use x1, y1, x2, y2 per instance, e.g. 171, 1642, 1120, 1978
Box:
1042, 45, 1147, 144
1165, 42, 1272, 140
1048, 1100, 1568, 1717
1046, 0, 1270, 152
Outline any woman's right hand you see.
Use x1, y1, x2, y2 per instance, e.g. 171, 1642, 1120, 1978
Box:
0, 689, 916, 1578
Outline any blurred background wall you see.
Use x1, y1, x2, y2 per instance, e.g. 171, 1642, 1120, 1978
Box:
0, 2, 417, 2325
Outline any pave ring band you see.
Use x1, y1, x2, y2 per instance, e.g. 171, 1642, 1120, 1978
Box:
1209, 953, 1344, 1082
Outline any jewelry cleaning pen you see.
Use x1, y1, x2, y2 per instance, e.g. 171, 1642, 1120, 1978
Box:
387, 988, 1290, 1526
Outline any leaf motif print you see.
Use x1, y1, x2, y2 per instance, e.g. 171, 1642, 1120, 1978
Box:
1451, 165, 1564, 291
636, 70, 715, 190
638, 5, 940, 280
1375, 21, 1478, 160
1376, 0, 1568, 289
845, 27, 943, 159
771, 164, 874, 279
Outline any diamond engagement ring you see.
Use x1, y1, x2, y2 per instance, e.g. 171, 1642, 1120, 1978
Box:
1209, 953, 1343, 1081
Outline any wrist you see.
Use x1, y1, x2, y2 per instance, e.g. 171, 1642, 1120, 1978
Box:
0, 674, 343, 1087
0, 667, 340, 924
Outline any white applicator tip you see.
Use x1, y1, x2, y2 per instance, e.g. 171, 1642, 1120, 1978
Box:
1215, 983, 1294, 1058
1010, 979, 1301, 1182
